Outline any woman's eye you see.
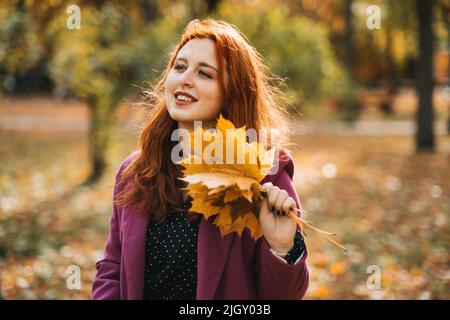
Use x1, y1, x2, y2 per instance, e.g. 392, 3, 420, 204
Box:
199, 70, 211, 78
174, 64, 211, 79
174, 64, 186, 70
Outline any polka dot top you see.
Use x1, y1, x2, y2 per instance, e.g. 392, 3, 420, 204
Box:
143, 207, 200, 300
143, 206, 305, 300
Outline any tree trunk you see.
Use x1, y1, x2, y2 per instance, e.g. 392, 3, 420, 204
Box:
83, 101, 111, 185
343, 0, 354, 79
142, 0, 159, 22
380, 21, 398, 115
415, 0, 435, 152
206, 0, 220, 13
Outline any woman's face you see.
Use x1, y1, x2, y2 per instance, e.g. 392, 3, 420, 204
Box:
165, 38, 228, 131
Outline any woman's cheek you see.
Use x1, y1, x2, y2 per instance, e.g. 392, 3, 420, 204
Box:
165, 72, 178, 89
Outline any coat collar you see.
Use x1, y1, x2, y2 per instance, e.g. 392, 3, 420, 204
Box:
123, 210, 236, 300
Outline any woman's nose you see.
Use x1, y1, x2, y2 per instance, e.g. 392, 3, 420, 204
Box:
179, 68, 194, 87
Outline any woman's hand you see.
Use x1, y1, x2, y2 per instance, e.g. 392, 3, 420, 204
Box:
259, 182, 298, 253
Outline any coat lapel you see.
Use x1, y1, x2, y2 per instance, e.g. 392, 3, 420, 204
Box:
196, 219, 236, 299
122, 208, 149, 300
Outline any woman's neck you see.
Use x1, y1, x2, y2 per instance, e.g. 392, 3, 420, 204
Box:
177, 119, 216, 133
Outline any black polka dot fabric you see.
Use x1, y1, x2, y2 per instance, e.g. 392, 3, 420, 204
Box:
143, 200, 306, 299
143, 208, 200, 300
284, 232, 306, 265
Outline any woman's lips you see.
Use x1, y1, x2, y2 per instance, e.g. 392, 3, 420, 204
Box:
174, 97, 197, 106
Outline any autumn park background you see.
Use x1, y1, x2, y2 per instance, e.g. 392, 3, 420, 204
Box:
0, 0, 449, 299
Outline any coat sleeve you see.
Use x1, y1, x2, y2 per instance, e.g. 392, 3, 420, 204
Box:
91, 167, 124, 300
255, 169, 309, 300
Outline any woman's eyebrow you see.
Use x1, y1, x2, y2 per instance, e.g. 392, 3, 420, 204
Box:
175, 57, 217, 71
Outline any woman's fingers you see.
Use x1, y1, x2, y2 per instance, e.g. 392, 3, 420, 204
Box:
260, 182, 273, 198
261, 183, 296, 216
274, 189, 288, 216
281, 197, 296, 215
267, 185, 279, 213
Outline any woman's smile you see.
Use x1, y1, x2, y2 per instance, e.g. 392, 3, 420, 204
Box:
174, 90, 199, 106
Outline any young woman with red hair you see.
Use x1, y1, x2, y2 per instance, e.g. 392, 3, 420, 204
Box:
92, 18, 309, 300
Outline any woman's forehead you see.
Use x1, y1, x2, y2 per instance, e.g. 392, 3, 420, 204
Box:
177, 38, 218, 66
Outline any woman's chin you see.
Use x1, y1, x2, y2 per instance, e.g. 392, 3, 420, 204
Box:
168, 108, 197, 123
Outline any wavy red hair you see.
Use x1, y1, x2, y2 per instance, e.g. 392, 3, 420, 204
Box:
114, 18, 290, 221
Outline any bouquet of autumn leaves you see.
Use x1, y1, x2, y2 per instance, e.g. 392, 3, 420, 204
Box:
179, 115, 346, 251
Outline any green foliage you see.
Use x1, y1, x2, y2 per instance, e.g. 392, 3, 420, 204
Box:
2, 0, 361, 120
217, 4, 358, 117
46, 4, 185, 170
48, 4, 137, 106
0, 4, 41, 92
47, 3, 185, 107
332, 76, 362, 122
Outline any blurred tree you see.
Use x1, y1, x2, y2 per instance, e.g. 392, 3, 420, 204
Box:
379, 20, 396, 115
48, 3, 182, 183
0, 0, 42, 93
415, 0, 435, 151
218, 1, 361, 121
378, 1, 404, 114
141, 0, 160, 22
379, 1, 417, 115
206, 0, 221, 13
184, 0, 222, 18
290, 0, 418, 90
0, 0, 77, 93
343, 0, 354, 79
438, 0, 450, 134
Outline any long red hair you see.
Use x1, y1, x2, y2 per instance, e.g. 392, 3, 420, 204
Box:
114, 18, 290, 221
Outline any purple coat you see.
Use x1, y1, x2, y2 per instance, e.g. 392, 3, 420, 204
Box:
92, 150, 309, 300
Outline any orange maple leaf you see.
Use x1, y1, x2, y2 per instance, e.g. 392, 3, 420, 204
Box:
180, 114, 346, 251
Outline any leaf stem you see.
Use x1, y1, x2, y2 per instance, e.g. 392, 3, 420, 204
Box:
287, 210, 347, 252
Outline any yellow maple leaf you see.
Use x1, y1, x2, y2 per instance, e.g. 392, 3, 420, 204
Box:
179, 114, 272, 240
243, 212, 264, 240
224, 188, 241, 203
180, 114, 347, 250
191, 197, 221, 220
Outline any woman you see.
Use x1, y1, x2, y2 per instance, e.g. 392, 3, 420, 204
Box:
92, 18, 309, 300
